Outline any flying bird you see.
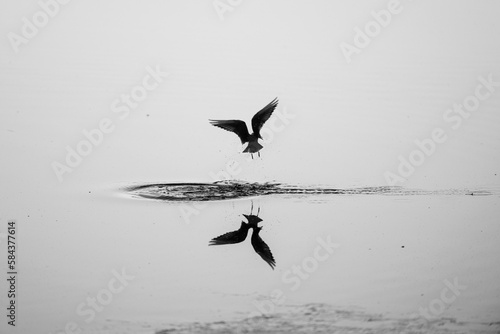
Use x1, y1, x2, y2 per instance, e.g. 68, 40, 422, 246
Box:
250, 226, 276, 270
209, 98, 279, 158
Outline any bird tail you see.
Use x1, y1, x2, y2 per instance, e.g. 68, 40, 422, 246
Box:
243, 142, 263, 153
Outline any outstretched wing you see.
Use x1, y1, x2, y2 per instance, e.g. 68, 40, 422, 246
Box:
209, 222, 249, 245
209, 120, 250, 144
251, 228, 276, 269
251, 98, 279, 139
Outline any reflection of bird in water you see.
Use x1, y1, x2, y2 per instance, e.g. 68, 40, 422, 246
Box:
243, 212, 263, 226
209, 222, 250, 245
209, 98, 279, 159
208, 204, 275, 269
250, 226, 276, 269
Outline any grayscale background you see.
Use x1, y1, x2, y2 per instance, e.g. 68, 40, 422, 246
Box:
1, 0, 500, 333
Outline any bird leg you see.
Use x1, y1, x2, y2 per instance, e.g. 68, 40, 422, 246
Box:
251, 153, 254, 160
258, 151, 260, 158
250, 201, 260, 216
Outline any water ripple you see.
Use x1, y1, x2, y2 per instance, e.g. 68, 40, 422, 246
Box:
124, 180, 494, 202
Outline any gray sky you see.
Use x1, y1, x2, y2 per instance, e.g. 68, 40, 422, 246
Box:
1, 0, 499, 192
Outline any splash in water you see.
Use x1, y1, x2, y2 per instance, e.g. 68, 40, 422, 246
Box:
124, 180, 491, 202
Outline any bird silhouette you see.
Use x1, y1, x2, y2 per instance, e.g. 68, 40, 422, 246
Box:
250, 226, 276, 270
208, 204, 275, 269
208, 222, 250, 245
242, 206, 263, 226
209, 98, 279, 158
